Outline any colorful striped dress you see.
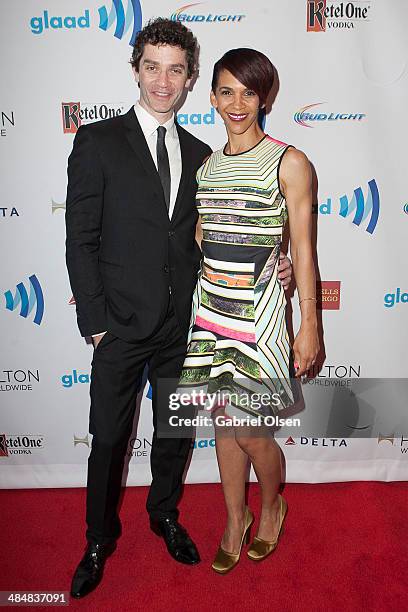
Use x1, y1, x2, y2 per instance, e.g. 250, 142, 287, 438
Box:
179, 135, 295, 418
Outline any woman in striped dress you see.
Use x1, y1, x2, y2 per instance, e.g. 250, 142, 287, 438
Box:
178, 48, 319, 572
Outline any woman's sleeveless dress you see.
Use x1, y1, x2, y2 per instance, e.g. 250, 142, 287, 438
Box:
178, 135, 295, 419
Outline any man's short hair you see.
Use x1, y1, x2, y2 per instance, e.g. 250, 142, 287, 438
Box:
131, 18, 198, 78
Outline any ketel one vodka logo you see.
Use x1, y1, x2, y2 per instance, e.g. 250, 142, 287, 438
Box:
307, 1, 371, 31
61, 102, 124, 134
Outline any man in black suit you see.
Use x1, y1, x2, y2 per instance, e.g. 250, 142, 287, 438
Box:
66, 18, 292, 598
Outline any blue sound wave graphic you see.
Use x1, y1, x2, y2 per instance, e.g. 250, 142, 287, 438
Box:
4, 274, 44, 325
339, 179, 380, 234
99, 0, 142, 46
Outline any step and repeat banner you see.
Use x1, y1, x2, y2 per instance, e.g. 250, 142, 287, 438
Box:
1, 0, 407, 487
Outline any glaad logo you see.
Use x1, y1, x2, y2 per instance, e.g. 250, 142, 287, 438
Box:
1, 111, 15, 137
61, 370, 90, 388
62, 102, 124, 134
176, 108, 216, 126
307, 0, 370, 32
99, 0, 142, 46
384, 289, 408, 309
171, 3, 245, 23
294, 103, 365, 127
314, 179, 380, 234
30, 10, 90, 35
192, 438, 216, 449
4, 275, 44, 326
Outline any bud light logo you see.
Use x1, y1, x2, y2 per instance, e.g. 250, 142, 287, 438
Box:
98, 0, 142, 46
315, 180, 380, 235
403, 204, 408, 216
171, 3, 245, 23
4, 275, 44, 325
294, 103, 365, 127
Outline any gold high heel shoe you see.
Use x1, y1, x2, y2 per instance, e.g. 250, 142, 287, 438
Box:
211, 507, 254, 574
247, 494, 287, 561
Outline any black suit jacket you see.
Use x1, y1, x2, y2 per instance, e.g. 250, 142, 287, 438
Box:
65, 107, 211, 342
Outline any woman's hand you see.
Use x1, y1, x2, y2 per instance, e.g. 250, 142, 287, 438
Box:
293, 324, 319, 377
195, 217, 203, 249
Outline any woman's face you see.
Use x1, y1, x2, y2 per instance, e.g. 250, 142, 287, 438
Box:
210, 69, 262, 136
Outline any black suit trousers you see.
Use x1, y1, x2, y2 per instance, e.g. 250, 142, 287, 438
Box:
86, 295, 191, 545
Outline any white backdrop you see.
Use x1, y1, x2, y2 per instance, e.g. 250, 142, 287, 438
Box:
1, 0, 407, 488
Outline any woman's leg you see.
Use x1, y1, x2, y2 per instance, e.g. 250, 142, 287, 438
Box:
235, 428, 283, 541
214, 422, 249, 553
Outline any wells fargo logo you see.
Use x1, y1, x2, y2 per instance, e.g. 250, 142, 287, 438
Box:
317, 281, 341, 310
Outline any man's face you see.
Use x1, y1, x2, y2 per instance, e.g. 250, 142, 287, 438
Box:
134, 43, 191, 122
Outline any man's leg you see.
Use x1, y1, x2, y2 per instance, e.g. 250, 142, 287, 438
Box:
72, 331, 155, 598
146, 301, 192, 521
86, 332, 151, 544
145, 298, 199, 564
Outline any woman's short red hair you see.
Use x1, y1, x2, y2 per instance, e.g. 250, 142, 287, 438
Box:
211, 48, 274, 106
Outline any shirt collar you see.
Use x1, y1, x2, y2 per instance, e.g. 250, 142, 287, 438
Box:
134, 101, 177, 139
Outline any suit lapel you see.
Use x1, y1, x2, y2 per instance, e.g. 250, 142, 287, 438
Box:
171, 122, 193, 224
122, 108, 167, 214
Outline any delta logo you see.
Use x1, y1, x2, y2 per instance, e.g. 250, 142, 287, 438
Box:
314, 179, 380, 235
317, 281, 341, 310
285, 437, 348, 447
171, 3, 245, 23
294, 103, 365, 127
30, 1, 142, 46
62, 102, 124, 134
306, 0, 371, 32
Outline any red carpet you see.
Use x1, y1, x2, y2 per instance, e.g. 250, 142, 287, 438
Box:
1, 482, 407, 611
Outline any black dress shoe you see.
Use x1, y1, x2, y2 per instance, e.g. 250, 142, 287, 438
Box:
150, 518, 200, 565
70, 541, 116, 599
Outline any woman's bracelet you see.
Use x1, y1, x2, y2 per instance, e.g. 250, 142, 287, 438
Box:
299, 297, 317, 305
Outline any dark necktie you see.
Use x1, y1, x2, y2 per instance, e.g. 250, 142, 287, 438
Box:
156, 126, 171, 212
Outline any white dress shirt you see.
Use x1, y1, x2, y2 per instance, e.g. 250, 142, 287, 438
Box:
134, 101, 182, 220
92, 103, 181, 339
